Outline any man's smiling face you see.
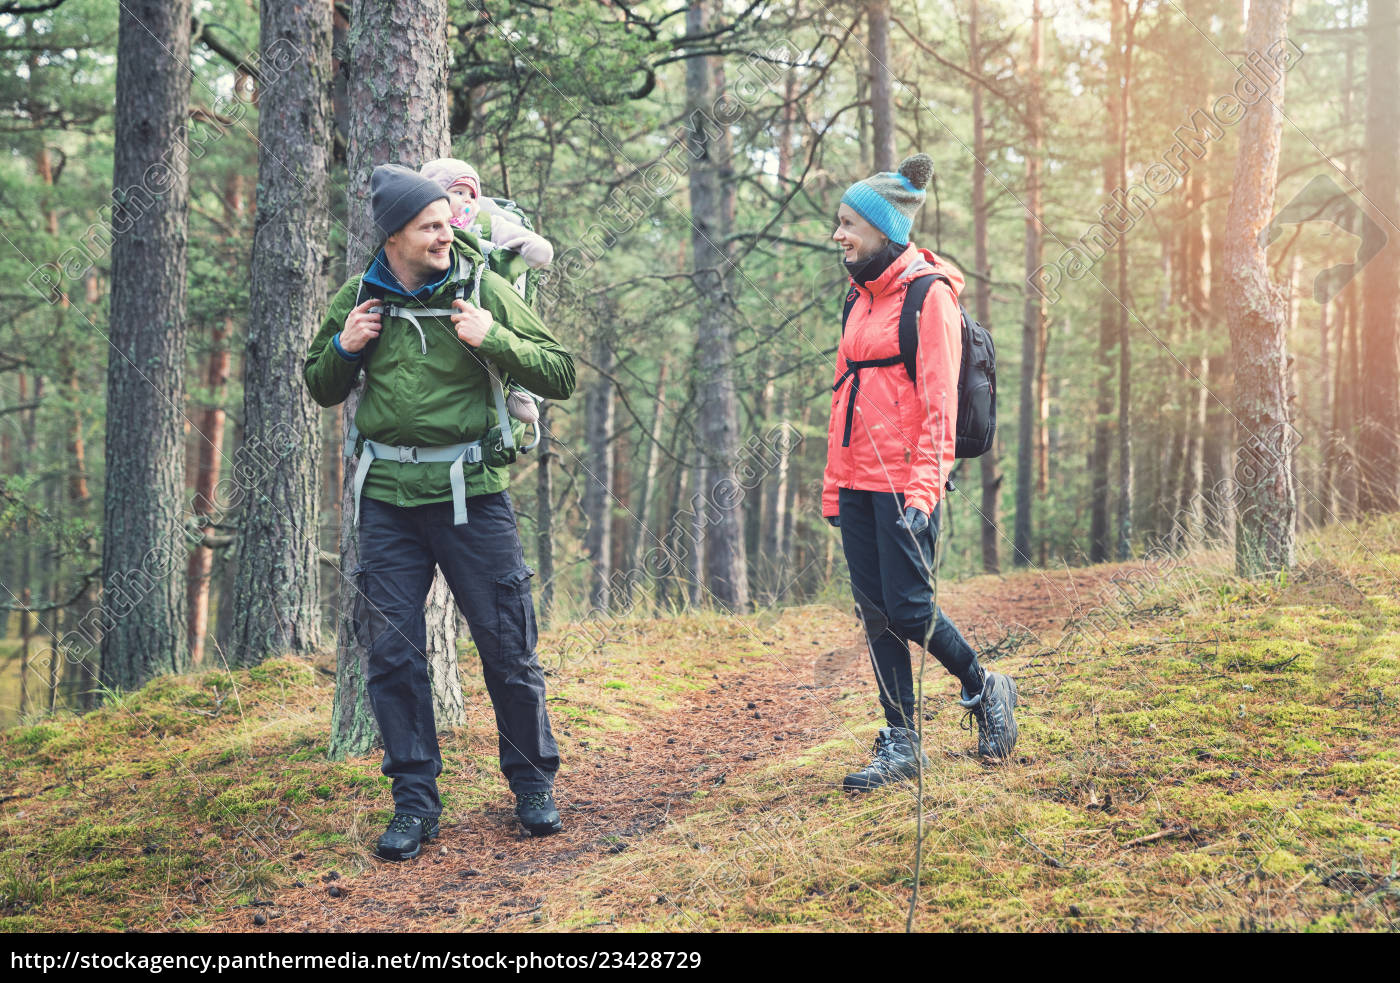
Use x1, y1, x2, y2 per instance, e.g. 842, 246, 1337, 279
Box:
386, 198, 454, 286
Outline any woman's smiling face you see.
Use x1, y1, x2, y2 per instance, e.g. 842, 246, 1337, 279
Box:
832, 203, 886, 263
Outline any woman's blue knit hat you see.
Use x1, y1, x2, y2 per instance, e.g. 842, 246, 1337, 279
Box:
841, 154, 935, 245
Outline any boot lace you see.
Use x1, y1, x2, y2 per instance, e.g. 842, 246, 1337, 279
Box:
964, 688, 1008, 757
862, 733, 899, 774
519, 791, 552, 810
388, 813, 421, 834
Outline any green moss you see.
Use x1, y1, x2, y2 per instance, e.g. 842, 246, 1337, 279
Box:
1259, 848, 1306, 878
6, 722, 66, 751
1328, 759, 1400, 790
1217, 638, 1316, 673
1286, 736, 1325, 756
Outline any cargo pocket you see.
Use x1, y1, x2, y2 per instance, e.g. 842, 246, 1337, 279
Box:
349, 563, 379, 652
494, 564, 538, 656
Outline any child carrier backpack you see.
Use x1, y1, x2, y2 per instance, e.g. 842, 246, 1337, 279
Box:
479, 198, 543, 309
839, 266, 997, 463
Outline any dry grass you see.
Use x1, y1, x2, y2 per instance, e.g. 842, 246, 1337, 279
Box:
2, 514, 1398, 932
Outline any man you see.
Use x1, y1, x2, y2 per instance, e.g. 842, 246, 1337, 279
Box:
823, 153, 1018, 790
304, 163, 576, 859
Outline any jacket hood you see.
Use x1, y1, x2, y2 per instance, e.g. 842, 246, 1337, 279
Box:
857, 242, 965, 301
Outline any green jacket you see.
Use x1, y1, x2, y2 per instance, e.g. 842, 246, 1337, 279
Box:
304, 227, 575, 508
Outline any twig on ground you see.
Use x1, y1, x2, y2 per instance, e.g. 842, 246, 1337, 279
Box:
1017, 830, 1071, 869
1120, 826, 1196, 848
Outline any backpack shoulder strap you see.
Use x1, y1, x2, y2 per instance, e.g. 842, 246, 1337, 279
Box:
840, 282, 859, 338
897, 273, 941, 382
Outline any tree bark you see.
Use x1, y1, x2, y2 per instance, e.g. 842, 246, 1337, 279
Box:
187, 174, 240, 667
100, 0, 192, 692
1224, 0, 1295, 577
686, 0, 749, 610
1090, 0, 1122, 565
759, 386, 790, 604
425, 574, 464, 729
332, 0, 454, 758
969, 0, 1002, 575
1317, 298, 1335, 525
230, 0, 330, 667
1115, 0, 1136, 561
1014, 0, 1045, 568
627, 362, 668, 607
1175, 172, 1212, 550
867, 0, 896, 171
584, 336, 615, 613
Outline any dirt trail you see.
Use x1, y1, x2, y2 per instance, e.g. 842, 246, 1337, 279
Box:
200, 562, 1152, 932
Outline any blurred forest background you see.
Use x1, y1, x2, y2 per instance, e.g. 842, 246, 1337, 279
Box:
1, 0, 1396, 735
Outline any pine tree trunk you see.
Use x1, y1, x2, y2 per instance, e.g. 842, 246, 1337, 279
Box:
1175, 172, 1212, 550
1358, 0, 1400, 512
1337, 287, 1361, 519
425, 575, 465, 729
187, 174, 240, 666
611, 426, 632, 596
213, 415, 244, 658
969, 0, 1002, 574
686, 0, 749, 610
1013, 1, 1045, 568
759, 387, 790, 604
584, 338, 615, 613
1115, 0, 1135, 561
1090, 4, 1122, 564
186, 314, 230, 667
627, 362, 667, 607
1224, 0, 1295, 577
331, 0, 453, 758
790, 402, 811, 586
17, 378, 39, 716
230, 0, 330, 667
1317, 299, 1335, 525
100, 0, 192, 692
867, 0, 896, 171
687, 459, 707, 608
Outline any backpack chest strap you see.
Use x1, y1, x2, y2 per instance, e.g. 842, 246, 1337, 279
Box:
833, 354, 905, 448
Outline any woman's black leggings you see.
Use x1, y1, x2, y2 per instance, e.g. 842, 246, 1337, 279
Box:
838, 487, 983, 730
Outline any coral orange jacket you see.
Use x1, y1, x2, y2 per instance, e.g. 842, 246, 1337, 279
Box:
822, 243, 964, 520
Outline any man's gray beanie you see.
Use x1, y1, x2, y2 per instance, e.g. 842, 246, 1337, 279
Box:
371, 163, 450, 237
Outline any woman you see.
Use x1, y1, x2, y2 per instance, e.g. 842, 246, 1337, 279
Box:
823, 153, 1018, 790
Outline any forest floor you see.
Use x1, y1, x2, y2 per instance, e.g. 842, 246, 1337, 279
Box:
2, 514, 1399, 932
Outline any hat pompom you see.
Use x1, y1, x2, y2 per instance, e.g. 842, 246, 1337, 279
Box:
898, 153, 934, 190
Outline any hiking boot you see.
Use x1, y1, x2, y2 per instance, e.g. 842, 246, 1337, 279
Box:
375, 812, 439, 861
842, 727, 929, 791
961, 670, 1019, 760
515, 790, 563, 836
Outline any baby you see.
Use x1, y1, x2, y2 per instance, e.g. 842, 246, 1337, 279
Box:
419, 158, 554, 269
419, 157, 551, 430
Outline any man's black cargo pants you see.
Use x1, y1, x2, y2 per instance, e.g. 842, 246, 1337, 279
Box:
353, 491, 559, 819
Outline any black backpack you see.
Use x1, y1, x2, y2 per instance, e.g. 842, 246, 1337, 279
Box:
840, 270, 997, 461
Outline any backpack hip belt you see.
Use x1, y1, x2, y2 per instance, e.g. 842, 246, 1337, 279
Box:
353, 437, 484, 527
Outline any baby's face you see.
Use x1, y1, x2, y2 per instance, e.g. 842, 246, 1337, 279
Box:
448, 179, 480, 225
